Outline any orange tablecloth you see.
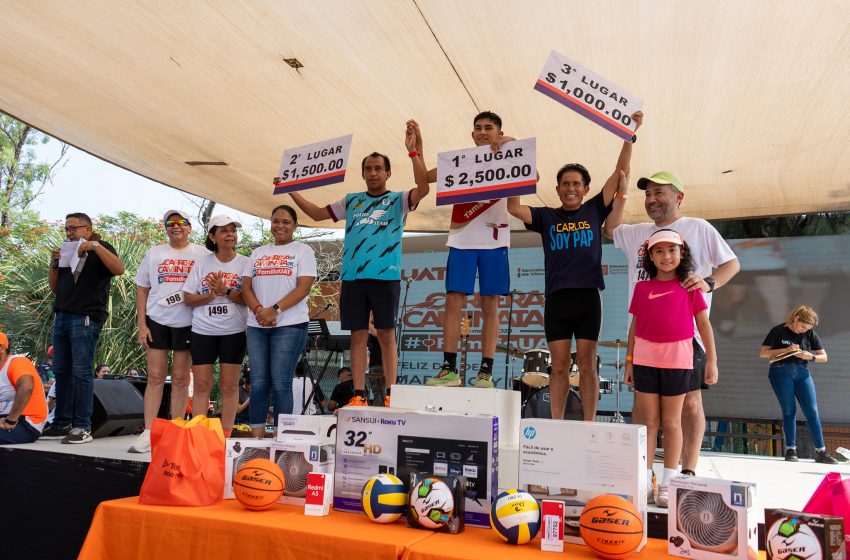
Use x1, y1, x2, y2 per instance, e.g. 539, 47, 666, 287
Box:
80, 498, 767, 560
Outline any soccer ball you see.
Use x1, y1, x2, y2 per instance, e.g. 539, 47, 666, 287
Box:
409, 477, 455, 529
766, 517, 822, 560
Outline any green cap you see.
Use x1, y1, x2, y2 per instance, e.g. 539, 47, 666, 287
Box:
637, 171, 684, 192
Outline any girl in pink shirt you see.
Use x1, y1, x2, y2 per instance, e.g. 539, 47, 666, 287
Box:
625, 229, 718, 507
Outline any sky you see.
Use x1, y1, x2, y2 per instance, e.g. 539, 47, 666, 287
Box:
31, 137, 344, 239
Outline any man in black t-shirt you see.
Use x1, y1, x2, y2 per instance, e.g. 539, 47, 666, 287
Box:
507, 112, 641, 420
42, 213, 125, 444
328, 367, 356, 412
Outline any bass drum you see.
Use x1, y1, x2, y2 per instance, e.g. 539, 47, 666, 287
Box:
522, 387, 583, 420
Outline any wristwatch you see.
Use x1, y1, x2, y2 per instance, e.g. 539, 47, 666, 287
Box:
91, 241, 100, 249
272, 303, 281, 312
704, 277, 715, 293
225, 288, 232, 296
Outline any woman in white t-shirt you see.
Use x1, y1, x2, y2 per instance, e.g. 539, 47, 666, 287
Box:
242, 205, 316, 437
182, 215, 249, 435
129, 210, 209, 453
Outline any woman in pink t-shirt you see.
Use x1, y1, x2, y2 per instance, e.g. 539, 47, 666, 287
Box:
625, 229, 718, 507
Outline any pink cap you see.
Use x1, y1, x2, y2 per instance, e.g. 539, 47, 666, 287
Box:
647, 229, 684, 248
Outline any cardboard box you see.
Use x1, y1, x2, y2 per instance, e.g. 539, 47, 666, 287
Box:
668, 476, 758, 560
334, 407, 498, 527
304, 473, 333, 516
765, 509, 846, 560
275, 414, 337, 445
224, 439, 272, 499
518, 419, 647, 549
272, 441, 335, 505
390, 384, 521, 446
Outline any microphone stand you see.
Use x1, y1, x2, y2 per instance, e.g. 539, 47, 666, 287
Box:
504, 290, 517, 389
396, 277, 412, 365
301, 301, 334, 414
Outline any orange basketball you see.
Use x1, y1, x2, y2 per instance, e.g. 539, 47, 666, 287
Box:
579, 494, 644, 559
233, 458, 285, 511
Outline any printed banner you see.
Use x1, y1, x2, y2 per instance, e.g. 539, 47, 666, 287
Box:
534, 51, 643, 142
274, 134, 353, 194
436, 138, 537, 206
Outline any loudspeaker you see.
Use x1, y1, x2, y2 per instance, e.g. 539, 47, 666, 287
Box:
91, 379, 144, 438
129, 379, 172, 420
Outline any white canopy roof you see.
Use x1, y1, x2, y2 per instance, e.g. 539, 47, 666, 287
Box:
2, 1, 849, 229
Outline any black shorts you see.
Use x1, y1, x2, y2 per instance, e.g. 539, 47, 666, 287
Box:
146, 316, 192, 351
691, 339, 708, 391
190, 331, 246, 365
543, 288, 602, 342
340, 280, 400, 331
633, 364, 697, 396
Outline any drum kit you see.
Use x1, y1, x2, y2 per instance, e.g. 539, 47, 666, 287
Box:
500, 339, 627, 423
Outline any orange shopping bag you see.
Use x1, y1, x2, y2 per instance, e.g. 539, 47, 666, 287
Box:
139, 415, 226, 506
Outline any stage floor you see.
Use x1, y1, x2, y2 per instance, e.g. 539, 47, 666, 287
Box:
9, 435, 849, 520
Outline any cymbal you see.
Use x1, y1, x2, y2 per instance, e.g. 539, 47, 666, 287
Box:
602, 362, 626, 368
597, 339, 626, 348
496, 344, 525, 358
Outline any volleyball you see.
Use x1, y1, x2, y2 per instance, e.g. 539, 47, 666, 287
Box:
489, 489, 541, 544
361, 473, 408, 523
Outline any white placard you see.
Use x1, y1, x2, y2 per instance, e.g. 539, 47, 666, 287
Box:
274, 134, 353, 194
436, 138, 536, 206
534, 51, 643, 142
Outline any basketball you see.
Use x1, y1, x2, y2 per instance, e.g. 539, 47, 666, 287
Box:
362, 473, 408, 523
232, 458, 285, 511
579, 494, 644, 559
490, 489, 541, 544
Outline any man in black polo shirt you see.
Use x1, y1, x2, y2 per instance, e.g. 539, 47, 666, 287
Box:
41, 213, 125, 444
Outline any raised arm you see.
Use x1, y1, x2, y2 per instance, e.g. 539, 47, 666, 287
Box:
507, 196, 532, 225
600, 111, 643, 206
288, 191, 332, 222
602, 170, 629, 238
406, 120, 430, 207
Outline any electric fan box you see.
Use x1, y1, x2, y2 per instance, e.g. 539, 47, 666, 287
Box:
333, 407, 499, 528
517, 419, 647, 548
223, 439, 272, 500
272, 441, 335, 506
390, 384, 521, 446
668, 476, 758, 560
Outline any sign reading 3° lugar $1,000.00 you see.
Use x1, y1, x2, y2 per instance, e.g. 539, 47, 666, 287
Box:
534, 51, 644, 143
274, 134, 353, 194
436, 137, 537, 206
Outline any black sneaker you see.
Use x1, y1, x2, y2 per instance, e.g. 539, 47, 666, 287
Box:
785, 448, 799, 462
61, 428, 93, 444
680, 469, 696, 476
815, 450, 839, 465
41, 423, 72, 439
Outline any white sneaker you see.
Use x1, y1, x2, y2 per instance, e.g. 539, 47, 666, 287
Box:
655, 484, 669, 508
128, 431, 151, 453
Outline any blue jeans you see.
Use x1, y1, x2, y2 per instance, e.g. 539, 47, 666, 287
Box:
769, 362, 825, 449
52, 312, 103, 430
246, 324, 307, 428
0, 417, 41, 444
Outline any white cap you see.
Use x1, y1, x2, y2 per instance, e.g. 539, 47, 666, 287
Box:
647, 229, 684, 248
163, 209, 190, 222
207, 215, 242, 233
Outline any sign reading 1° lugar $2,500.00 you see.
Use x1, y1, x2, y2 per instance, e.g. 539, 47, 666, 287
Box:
274, 134, 353, 194
436, 138, 537, 206
534, 51, 644, 143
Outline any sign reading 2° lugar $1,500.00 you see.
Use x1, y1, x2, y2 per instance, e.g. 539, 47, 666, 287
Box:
274, 134, 353, 194
534, 51, 644, 143
436, 137, 537, 206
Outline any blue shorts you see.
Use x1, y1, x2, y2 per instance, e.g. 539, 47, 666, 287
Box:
445, 247, 509, 296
